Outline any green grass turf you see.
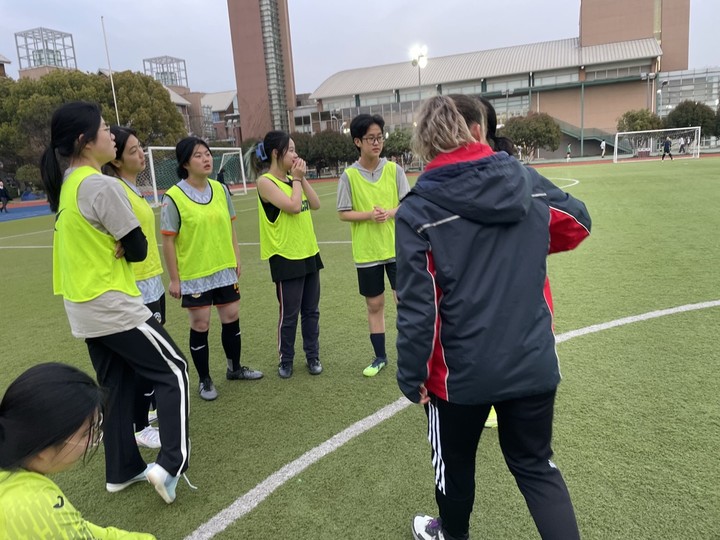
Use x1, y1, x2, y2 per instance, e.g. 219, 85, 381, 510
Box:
0, 158, 718, 539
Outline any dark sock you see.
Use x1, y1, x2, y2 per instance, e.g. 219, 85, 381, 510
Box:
370, 333, 386, 359
189, 329, 210, 379
222, 320, 241, 371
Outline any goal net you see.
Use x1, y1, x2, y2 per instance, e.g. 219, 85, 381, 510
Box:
613, 126, 701, 163
139, 146, 248, 206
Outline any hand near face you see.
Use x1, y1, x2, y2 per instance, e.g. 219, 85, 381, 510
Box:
291, 158, 307, 180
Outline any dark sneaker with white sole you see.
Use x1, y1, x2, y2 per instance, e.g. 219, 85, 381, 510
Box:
278, 362, 293, 379
306, 358, 323, 375
226, 365, 264, 380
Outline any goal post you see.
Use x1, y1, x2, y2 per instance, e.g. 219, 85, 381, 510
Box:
140, 146, 248, 206
613, 126, 701, 163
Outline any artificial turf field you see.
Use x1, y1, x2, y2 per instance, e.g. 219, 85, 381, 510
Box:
1, 157, 718, 539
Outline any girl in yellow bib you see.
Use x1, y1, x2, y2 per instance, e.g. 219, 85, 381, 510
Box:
40, 101, 191, 504
161, 137, 263, 401
248, 131, 323, 379
104, 126, 163, 450
0, 363, 155, 539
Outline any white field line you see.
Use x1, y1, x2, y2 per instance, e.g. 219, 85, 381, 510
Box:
184, 299, 720, 540
548, 178, 580, 189
0, 229, 53, 242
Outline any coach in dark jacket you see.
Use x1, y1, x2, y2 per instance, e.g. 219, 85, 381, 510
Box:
399, 95, 590, 540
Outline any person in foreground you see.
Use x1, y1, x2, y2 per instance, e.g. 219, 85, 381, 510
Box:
41, 101, 191, 504
396, 95, 591, 540
0, 362, 156, 539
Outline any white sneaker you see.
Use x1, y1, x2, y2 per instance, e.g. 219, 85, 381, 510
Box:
135, 425, 161, 449
106, 463, 154, 493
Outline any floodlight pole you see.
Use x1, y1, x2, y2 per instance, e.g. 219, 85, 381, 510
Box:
101, 16, 120, 125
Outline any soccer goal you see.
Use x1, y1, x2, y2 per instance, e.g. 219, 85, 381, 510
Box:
140, 146, 248, 206
613, 126, 701, 163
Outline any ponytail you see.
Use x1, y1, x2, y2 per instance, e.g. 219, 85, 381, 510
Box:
39, 101, 103, 213
245, 131, 291, 181
40, 146, 63, 213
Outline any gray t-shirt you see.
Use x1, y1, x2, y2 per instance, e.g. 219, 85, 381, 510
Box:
61, 169, 151, 339
337, 158, 411, 268
161, 180, 238, 295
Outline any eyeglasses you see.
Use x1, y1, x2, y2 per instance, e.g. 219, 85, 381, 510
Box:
362, 135, 384, 145
65, 412, 104, 448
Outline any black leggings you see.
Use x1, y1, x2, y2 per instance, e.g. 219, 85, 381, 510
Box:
275, 271, 320, 363
425, 390, 579, 540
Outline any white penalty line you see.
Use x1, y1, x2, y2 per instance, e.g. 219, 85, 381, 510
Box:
184, 299, 720, 540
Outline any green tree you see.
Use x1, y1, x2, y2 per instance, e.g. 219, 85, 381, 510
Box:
290, 132, 312, 160
383, 129, 412, 160
664, 100, 715, 135
616, 108, 663, 132
306, 130, 355, 176
716, 105, 720, 137
0, 69, 186, 174
615, 108, 664, 156
500, 112, 561, 162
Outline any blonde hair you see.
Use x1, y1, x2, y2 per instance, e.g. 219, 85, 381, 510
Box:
412, 96, 477, 162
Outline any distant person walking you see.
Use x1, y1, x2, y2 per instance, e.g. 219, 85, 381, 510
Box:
566, 143, 572, 162
662, 137, 673, 161
0, 181, 10, 213
600, 139, 606, 158
678, 136, 686, 154
338, 114, 410, 377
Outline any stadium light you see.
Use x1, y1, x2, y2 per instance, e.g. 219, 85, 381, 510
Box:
410, 44, 428, 103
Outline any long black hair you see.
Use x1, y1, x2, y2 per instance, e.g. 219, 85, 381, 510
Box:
0, 363, 104, 470
245, 130, 291, 181
40, 101, 104, 212
477, 96, 517, 156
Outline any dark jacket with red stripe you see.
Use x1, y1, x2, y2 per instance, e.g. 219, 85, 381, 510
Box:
395, 143, 591, 404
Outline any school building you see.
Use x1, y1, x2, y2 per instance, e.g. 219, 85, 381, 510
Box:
301, 0, 718, 159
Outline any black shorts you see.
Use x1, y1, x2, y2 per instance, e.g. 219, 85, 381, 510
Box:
357, 263, 397, 298
145, 294, 166, 325
181, 283, 240, 309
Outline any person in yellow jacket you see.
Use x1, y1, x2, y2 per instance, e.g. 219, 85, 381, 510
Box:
337, 114, 410, 377
161, 137, 263, 401
247, 131, 323, 379
40, 101, 191, 505
103, 126, 163, 450
0, 362, 156, 539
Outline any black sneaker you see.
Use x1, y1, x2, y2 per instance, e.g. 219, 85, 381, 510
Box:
278, 362, 293, 379
226, 365, 264, 380
306, 358, 323, 375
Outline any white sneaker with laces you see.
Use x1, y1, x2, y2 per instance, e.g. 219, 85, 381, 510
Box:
106, 463, 154, 493
135, 425, 161, 449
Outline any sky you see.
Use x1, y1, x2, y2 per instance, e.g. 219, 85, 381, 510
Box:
0, 0, 718, 95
